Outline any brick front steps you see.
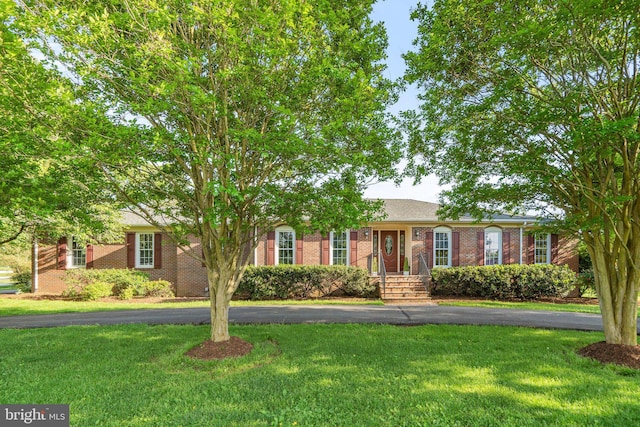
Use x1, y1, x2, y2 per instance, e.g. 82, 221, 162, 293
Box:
373, 274, 431, 303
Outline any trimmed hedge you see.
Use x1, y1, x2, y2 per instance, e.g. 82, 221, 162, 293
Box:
236, 265, 375, 300
62, 269, 175, 300
430, 264, 577, 300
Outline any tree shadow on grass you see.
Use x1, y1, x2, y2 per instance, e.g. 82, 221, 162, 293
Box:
1, 324, 639, 426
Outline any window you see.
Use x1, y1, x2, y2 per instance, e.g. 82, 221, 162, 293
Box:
67, 236, 86, 268
434, 227, 451, 267
331, 231, 349, 265
276, 227, 295, 265
534, 233, 550, 264
484, 227, 502, 266
136, 233, 154, 268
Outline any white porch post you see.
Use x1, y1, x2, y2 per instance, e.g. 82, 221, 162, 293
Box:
31, 235, 38, 292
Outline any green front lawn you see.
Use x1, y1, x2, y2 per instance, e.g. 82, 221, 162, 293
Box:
0, 297, 209, 317
0, 297, 383, 317
0, 324, 638, 426
439, 300, 603, 315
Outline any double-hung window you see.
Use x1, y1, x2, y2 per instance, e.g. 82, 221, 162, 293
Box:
484, 227, 502, 266
276, 227, 295, 265
434, 227, 451, 267
68, 236, 86, 268
534, 233, 550, 264
136, 233, 155, 268
331, 231, 349, 265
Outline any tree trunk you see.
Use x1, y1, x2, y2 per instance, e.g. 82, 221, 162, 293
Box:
592, 250, 638, 345
208, 268, 232, 342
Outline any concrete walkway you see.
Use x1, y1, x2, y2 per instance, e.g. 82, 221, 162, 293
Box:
0, 304, 633, 333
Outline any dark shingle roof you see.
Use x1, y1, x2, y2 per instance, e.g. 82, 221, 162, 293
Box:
120, 210, 166, 227
120, 200, 538, 227
378, 199, 441, 222
376, 199, 537, 223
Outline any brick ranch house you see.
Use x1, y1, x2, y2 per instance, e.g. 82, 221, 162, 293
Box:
34, 199, 578, 296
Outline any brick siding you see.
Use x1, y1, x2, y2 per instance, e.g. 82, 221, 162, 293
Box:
36, 224, 578, 295
37, 233, 178, 294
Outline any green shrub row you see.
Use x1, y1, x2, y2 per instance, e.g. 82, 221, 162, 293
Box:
236, 265, 375, 300
430, 264, 577, 300
62, 269, 175, 300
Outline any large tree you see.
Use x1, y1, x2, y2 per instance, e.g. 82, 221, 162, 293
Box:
1, 0, 122, 247
404, 0, 640, 345
19, 0, 400, 341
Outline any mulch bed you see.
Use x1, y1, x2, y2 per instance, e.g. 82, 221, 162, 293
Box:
577, 341, 640, 369
185, 336, 253, 360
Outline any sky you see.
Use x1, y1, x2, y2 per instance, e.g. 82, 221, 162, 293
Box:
363, 0, 442, 204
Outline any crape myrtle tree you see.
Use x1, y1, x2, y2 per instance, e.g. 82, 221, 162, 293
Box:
404, 0, 640, 345
19, 0, 401, 341
1, 1, 122, 249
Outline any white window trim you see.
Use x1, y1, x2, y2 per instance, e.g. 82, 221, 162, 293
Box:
534, 233, 551, 264
433, 226, 452, 268
66, 236, 86, 269
135, 232, 155, 269
275, 226, 296, 265
484, 227, 502, 266
330, 231, 350, 266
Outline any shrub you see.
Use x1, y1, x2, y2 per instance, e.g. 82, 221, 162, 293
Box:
138, 280, 175, 298
576, 268, 595, 296
119, 286, 135, 300
578, 241, 592, 272
237, 265, 374, 300
13, 271, 32, 293
79, 281, 113, 301
63, 268, 150, 298
430, 264, 577, 300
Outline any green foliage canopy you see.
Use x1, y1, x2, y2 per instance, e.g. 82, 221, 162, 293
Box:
17, 0, 401, 340
1, 0, 123, 244
404, 0, 640, 344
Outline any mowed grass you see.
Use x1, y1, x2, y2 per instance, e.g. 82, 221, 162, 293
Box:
0, 297, 383, 317
0, 297, 210, 316
1, 323, 639, 426
439, 299, 603, 315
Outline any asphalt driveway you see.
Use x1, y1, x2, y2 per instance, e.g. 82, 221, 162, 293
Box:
0, 304, 631, 333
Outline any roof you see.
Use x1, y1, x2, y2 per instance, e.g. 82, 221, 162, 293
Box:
120, 200, 539, 227
120, 210, 164, 227
378, 199, 441, 222
376, 199, 538, 223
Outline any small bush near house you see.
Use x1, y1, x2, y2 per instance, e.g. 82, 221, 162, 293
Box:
138, 280, 175, 298
62, 269, 175, 300
237, 265, 374, 300
118, 286, 135, 300
63, 268, 150, 298
13, 271, 32, 293
1, 248, 32, 292
576, 268, 595, 296
81, 281, 113, 301
576, 242, 595, 296
430, 264, 576, 300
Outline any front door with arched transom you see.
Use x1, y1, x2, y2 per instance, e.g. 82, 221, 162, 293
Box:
380, 230, 398, 272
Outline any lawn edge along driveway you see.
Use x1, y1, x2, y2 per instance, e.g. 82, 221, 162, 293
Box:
0, 304, 630, 333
